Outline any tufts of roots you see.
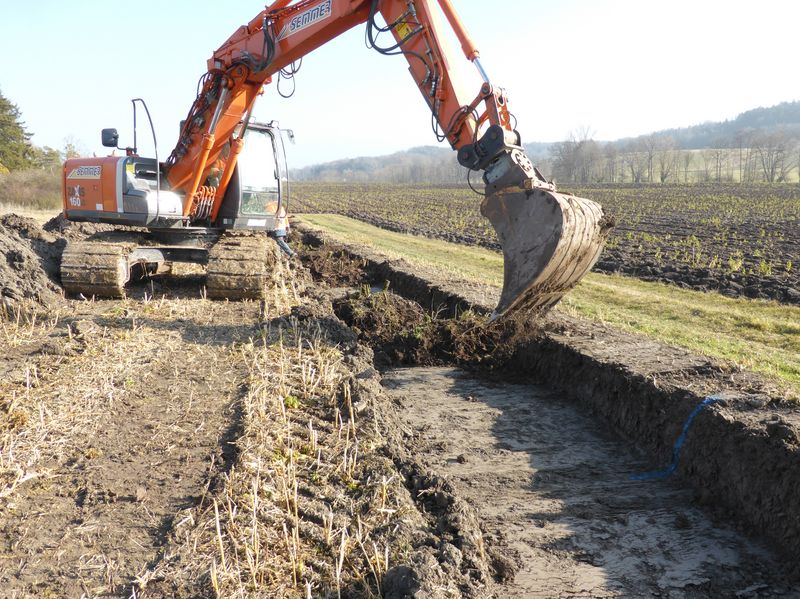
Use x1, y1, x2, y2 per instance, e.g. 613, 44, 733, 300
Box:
333, 288, 539, 371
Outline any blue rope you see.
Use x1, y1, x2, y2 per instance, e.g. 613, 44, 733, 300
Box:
630, 395, 722, 481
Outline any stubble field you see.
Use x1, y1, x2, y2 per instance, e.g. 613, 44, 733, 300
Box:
0, 185, 798, 596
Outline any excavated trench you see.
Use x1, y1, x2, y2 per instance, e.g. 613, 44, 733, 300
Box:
296, 224, 800, 596
384, 367, 789, 597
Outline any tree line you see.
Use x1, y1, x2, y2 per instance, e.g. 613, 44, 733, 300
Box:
6, 84, 796, 187
545, 128, 800, 184
294, 101, 800, 185
0, 88, 76, 175
294, 132, 800, 186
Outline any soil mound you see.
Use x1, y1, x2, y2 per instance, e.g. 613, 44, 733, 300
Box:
0, 214, 65, 310
333, 290, 538, 370
43, 213, 117, 240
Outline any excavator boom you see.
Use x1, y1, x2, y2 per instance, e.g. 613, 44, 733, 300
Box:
85, 0, 612, 315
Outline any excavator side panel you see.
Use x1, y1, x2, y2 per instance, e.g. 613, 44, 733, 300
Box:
63, 156, 123, 219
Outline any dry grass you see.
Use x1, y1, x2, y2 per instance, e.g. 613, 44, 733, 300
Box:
0, 250, 304, 506
0, 169, 62, 211
0, 300, 165, 499
0, 252, 426, 597
136, 315, 414, 597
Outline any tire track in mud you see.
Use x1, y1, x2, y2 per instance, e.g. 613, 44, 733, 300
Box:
384, 366, 798, 598
0, 299, 260, 596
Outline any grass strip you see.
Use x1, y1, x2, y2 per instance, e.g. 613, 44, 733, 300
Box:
298, 213, 800, 395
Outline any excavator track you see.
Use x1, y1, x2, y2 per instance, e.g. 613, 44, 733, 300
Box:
205, 233, 279, 300
60, 241, 132, 298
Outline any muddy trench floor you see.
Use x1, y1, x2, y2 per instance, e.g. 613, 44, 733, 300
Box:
383, 367, 795, 598
0, 235, 796, 597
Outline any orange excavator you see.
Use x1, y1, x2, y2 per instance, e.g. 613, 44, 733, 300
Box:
61, 0, 611, 315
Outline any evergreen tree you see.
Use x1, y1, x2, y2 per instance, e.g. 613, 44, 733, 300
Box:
29, 145, 62, 172
0, 88, 32, 170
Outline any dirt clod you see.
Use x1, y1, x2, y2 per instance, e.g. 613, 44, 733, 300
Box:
333, 289, 538, 371
43, 212, 117, 239
0, 214, 65, 310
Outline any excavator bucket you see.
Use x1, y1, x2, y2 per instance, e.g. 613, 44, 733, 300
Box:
481, 185, 612, 318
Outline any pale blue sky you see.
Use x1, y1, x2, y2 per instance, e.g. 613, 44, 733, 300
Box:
1, 0, 798, 166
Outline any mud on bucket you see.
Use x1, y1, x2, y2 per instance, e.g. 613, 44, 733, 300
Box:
481, 185, 612, 318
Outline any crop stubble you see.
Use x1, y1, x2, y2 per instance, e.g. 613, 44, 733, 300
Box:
0, 213, 798, 596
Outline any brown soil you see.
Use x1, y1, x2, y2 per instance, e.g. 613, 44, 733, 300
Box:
0, 214, 65, 310
43, 212, 119, 240
138, 302, 504, 598
296, 221, 800, 573
332, 290, 533, 371
594, 246, 800, 305
385, 366, 797, 597
0, 213, 127, 313
0, 298, 260, 596
302, 245, 368, 287
0, 212, 797, 597
0, 219, 511, 597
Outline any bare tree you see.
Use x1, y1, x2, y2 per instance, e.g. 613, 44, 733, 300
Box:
732, 129, 751, 183
603, 144, 619, 183
681, 150, 693, 182
654, 136, 676, 183
751, 129, 792, 182
700, 150, 716, 182
550, 139, 579, 183
623, 140, 648, 183
550, 128, 602, 184
642, 134, 660, 183
710, 148, 728, 182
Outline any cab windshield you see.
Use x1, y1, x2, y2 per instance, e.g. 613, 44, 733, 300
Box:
239, 128, 280, 216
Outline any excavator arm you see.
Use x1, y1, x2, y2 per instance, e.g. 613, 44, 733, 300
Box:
166, 0, 611, 317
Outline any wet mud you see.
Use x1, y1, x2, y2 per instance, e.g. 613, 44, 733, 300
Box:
384, 366, 797, 597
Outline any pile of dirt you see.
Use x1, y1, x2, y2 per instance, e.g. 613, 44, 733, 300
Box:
42, 212, 117, 240
333, 289, 538, 370
0, 214, 65, 310
303, 245, 368, 286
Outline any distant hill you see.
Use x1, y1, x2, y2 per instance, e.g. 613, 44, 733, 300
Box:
292, 141, 553, 184
292, 146, 457, 183
293, 101, 800, 183
616, 101, 800, 150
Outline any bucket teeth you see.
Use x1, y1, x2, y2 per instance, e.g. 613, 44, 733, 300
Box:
482, 186, 612, 318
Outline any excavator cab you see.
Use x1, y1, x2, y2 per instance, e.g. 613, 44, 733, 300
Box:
215, 122, 290, 231
63, 119, 289, 233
